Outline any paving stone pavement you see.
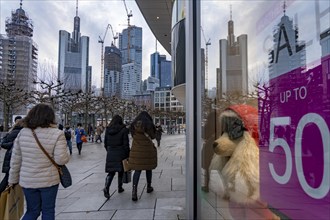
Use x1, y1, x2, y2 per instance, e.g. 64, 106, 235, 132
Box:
1, 133, 186, 220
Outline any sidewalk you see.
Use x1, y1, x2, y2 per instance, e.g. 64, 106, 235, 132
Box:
53, 133, 186, 220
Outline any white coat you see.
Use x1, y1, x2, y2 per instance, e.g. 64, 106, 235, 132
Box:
9, 125, 70, 188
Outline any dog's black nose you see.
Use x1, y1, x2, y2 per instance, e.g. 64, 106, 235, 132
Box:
213, 142, 218, 149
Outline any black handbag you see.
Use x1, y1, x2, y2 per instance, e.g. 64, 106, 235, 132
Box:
32, 130, 72, 188
123, 171, 131, 184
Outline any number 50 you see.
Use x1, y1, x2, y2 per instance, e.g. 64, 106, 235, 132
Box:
269, 114, 330, 199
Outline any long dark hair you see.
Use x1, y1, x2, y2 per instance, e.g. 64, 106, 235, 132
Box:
108, 115, 124, 128
23, 104, 56, 129
130, 111, 155, 135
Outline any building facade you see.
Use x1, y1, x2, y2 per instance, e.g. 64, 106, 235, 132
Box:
153, 87, 184, 125
0, 2, 38, 120
150, 52, 172, 88
119, 26, 142, 99
58, 4, 91, 93
217, 14, 248, 99
104, 45, 122, 97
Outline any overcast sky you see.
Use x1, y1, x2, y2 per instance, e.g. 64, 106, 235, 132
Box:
0, 0, 170, 88
1, 0, 329, 90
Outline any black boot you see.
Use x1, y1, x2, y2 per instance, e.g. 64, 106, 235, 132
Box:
147, 183, 154, 193
103, 176, 111, 199
118, 175, 124, 193
132, 185, 138, 201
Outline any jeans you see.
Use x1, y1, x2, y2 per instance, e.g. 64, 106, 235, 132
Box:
77, 142, 83, 154
22, 184, 59, 220
66, 140, 72, 154
133, 170, 152, 186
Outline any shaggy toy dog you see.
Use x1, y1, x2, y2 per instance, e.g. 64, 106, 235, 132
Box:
213, 104, 279, 219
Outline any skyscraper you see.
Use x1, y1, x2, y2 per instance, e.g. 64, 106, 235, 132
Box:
58, 1, 91, 93
217, 10, 248, 99
0, 1, 38, 116
104, 45, 122, 97
119, 26, 142, 99
268, 12, 306, 79
150, 52, 172, 88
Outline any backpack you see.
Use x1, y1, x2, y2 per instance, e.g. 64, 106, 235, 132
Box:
64, 129, 72, 140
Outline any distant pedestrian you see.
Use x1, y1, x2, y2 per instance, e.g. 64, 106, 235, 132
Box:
95, 124, 104, 143
64, 125, 74, 155
155, 123, 164, 147
75, 123, 86, 155
103, 115, 130, 199
0, 116, 23, 194
128, 111, 157, 201
8, 103, 70, 220
201, 111, 217, 192
87, 123, 94, 142
58, 124, 64, 130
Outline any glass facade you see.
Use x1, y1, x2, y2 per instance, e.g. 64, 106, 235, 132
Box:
172, 0, 330, 219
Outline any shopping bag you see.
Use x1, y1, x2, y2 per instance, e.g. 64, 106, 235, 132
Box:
123, 171, 132, 184
0, 187, 9, 219
0, 185, 24, 220
80, 135, 87, 142
122, 158, 130, 172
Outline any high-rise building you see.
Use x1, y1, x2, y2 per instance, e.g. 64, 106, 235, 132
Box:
119, 26, 142, 99
104, 45, 122, 97
150, 52, 172, 88
268, 13, 306, 79
217, 11, 248, 99
58, 1, 91, 92
0, 1, 38, 117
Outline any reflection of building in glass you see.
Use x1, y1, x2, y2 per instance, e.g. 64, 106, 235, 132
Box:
0, 2, 38, 116
104, 45, 122, 97
58, 2, 91, 92
119, 26, 142, 99
268, 13, 306, 79
320, 28, 330, 113
320, 28, 330, 57
217, 12, 248, 99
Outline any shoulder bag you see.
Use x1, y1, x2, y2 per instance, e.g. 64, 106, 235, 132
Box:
32, 130, 72, 188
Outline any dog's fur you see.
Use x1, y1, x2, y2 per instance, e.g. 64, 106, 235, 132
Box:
213, 110, 260, 204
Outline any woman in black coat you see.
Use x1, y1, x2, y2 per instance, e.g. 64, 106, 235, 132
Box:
0, 117, 23, 194
103, 115, 130, 199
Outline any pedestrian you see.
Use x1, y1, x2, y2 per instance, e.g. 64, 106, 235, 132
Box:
201, 110, 217, 192
155, 123, 164, 147
87, 123, 94, 142
0, 116, 23, 194
64, 124, 74, 155
75, 123, 86, 155
8, 103, 70, 220
128, 111, 157, 201
102, 115, 130, 199
95, 124, 104, 143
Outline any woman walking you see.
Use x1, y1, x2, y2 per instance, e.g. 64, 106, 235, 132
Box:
103, 115, 130, 199
0, 116, 23, 194
8, 104, 70, 220
128, 111, 157, 201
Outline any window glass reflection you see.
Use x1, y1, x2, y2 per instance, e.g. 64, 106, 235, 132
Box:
199, 0, 329, 219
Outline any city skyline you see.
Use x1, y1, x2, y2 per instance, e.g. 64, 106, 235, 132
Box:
0, 0, 170, 89
0, 1, 328, 91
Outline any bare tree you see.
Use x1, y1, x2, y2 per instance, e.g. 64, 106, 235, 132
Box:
0, 81, 30, 131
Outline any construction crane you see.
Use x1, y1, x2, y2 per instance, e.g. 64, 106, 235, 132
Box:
201, 26, 211, 91
123, 0, 133, 63
98, 24, 116, 95
109, 25, 118, 47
